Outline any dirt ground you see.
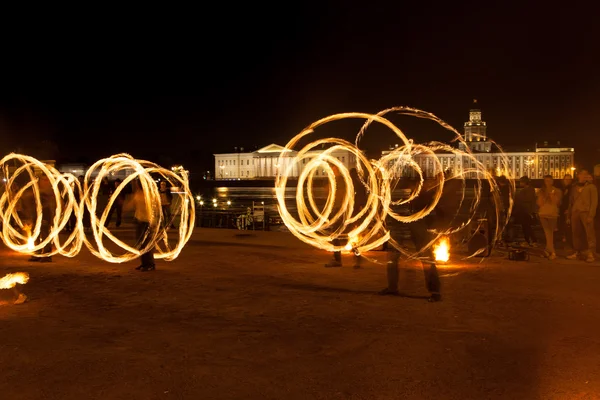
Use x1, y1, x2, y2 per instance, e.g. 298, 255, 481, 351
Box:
1, 228, 599, 400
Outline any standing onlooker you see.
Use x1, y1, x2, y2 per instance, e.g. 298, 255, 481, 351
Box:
325, 165, 346, 268
567, 170, 598, 262
379, 178, 441, 302
537, 175, 562, 259
347, 167, 368, 269
65, 179, 77, 233
124, 179, 156, 271
96, 177, 111, 219
159, 180, 174, 229
514, 176, 538, 246
76, 175, 91, 231
559, 174, 573, 248
106, 179, 124, 228
29, 175, 56, 262
496, 175, 512, 244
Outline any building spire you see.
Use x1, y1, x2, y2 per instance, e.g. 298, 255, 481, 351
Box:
464, 101, 486, 144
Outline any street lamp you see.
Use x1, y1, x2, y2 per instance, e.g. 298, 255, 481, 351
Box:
199, 200, 204, 206
226, 200, 231, 206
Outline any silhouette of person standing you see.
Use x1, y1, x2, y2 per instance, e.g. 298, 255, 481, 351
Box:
124, 179, 156, 271
380, 179, 442, 302
28, 175, 56, 263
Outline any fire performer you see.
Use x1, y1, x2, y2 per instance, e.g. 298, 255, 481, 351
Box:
27, 175, 55, 263
347, 167, 369, 268
379, 179, 442, 302
124, 179, 156, 271
324, 165, 364, 268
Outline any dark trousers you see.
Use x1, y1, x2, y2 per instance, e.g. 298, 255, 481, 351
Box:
571, 211, 596, 255
515, 212, 536, 244
135, 220, 155, 267
596, 220, 600, 254
328, 208, 364, 265
332, 238, 342, 262
82, 208, 91, 229
107, 204, 122, 227
36, 220, 53, 257
500, 210, 512, 242
162, 205, 173, 228
66, 213, 76, 232
386, 219, 441, 294
558, 210, 572, 247
330, 237, 361, 266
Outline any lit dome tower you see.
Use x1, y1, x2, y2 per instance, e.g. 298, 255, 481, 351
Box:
464, 99, 491, 152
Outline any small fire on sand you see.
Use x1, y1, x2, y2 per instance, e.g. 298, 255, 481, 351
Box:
0, 272, 29, 305
434, 237, 450, 263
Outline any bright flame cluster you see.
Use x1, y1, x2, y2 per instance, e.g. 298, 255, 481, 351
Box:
275, 107, 515, 259
433, 237, 450, 263
0, 153, 195, 263
0, 272, 29, 289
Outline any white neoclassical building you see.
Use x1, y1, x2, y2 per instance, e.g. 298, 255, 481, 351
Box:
383, 101, 575, 180
214, 144, 358, 180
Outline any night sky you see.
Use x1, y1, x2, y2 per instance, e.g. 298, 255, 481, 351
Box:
1, 3, 599, 177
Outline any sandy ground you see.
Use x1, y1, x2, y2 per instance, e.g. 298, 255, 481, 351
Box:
1, 228, 600, 400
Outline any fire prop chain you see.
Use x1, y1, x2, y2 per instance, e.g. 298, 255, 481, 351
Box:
0, 154, 195, 263
275, 107, 515, 260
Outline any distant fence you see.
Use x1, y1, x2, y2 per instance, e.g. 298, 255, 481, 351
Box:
195, 209, 279, 231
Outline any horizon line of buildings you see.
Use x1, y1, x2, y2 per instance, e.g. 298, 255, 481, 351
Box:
213, 101, 575, 180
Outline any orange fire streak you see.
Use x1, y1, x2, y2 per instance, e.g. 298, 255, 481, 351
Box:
0, 154, 195, 263
275, 107, 514, 260
0, 272, 29, 289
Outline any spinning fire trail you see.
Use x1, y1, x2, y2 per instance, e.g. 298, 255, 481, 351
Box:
0, 154, 195, 262
0, 272, 29, 305
275, 106, 515, 260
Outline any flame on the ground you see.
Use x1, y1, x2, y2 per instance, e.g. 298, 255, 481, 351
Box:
0, 272, 30, 289
434, 237, 450, 263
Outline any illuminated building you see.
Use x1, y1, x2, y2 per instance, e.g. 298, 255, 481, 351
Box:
213, 144, 357, 180
462, 99, 491, 152
384, 100, 575, 180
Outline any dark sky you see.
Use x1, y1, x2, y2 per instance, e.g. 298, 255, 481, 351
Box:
1, 2, 599, 175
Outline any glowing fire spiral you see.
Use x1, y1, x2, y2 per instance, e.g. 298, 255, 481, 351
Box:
276, 137, 390, 254
275, 107, 515, 260
0, 153, 195, 263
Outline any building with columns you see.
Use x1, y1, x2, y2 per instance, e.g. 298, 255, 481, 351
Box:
384, 101, 575, 180
214, 144, 358, 180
